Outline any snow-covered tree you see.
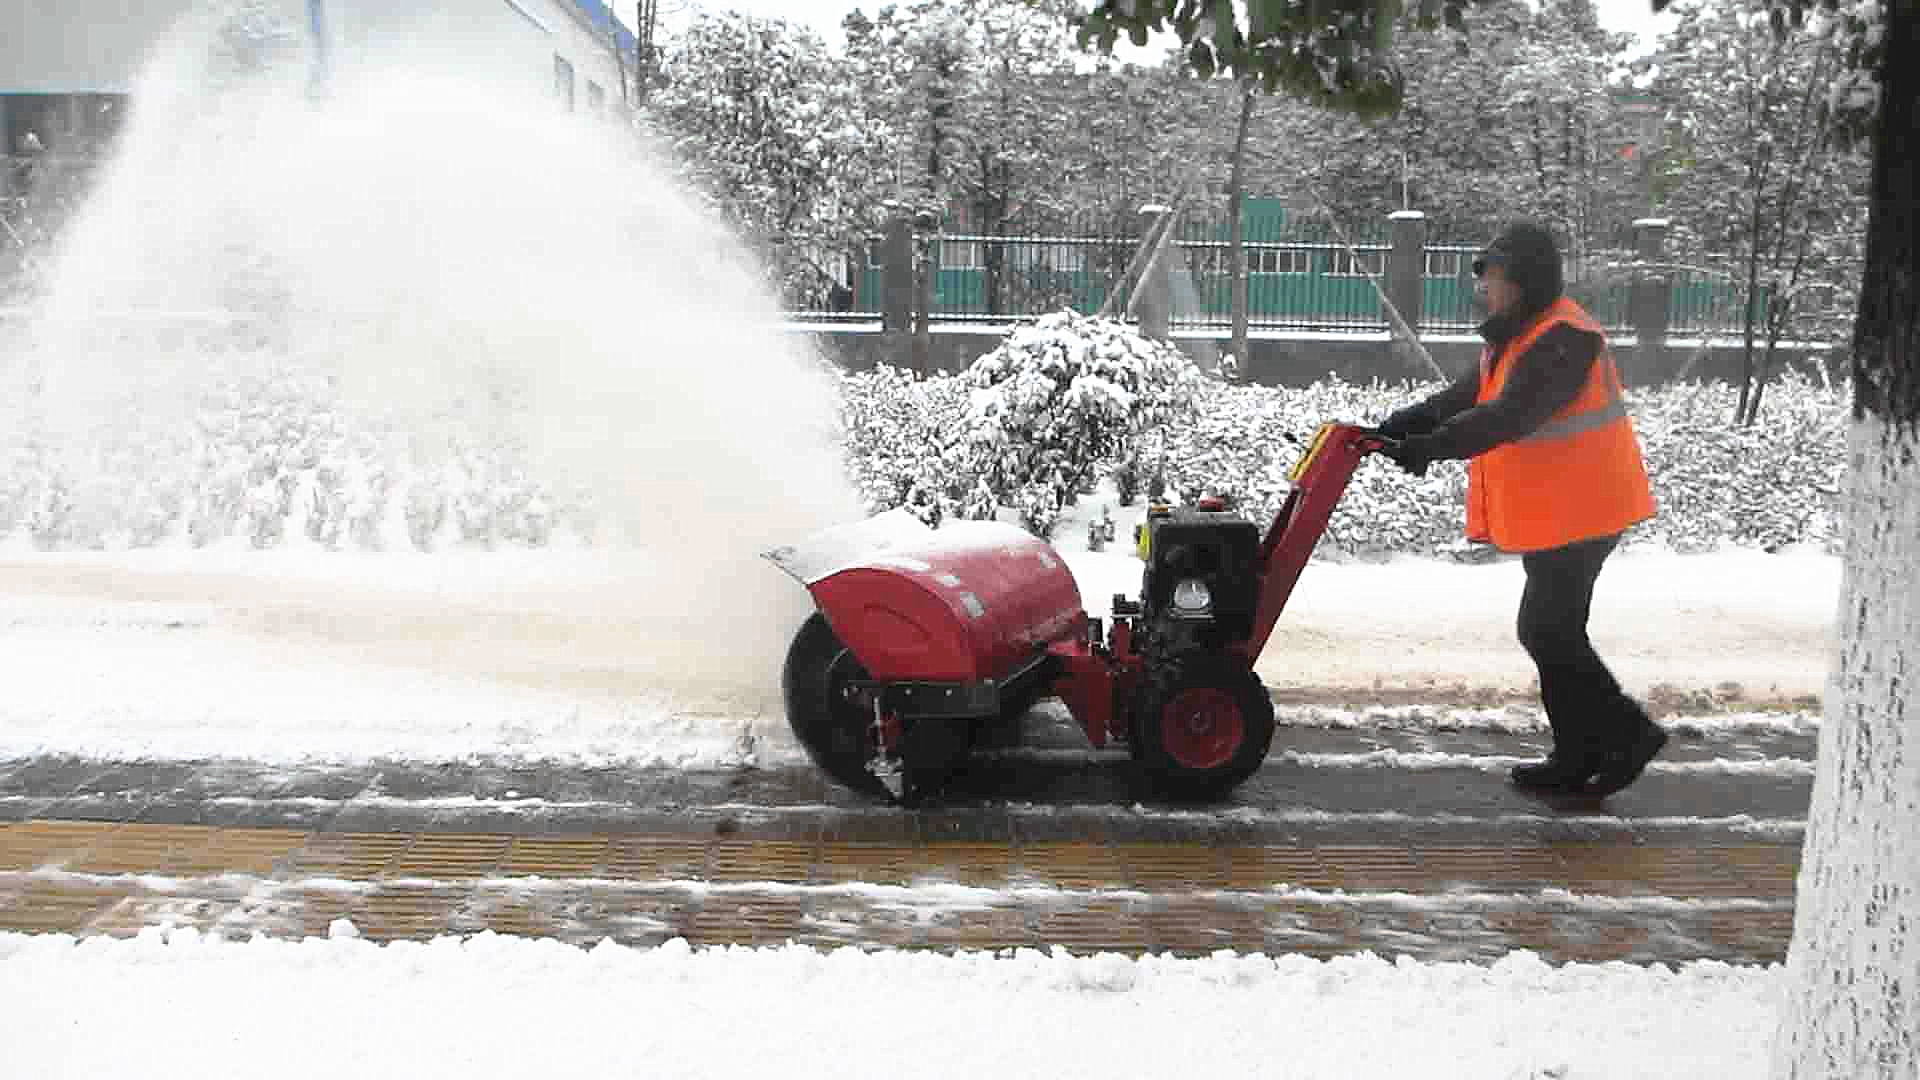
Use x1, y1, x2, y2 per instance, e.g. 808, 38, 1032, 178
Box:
1224, 0, 1640, 252
643, 12, 886, 305
1644, 0, 1871, 425
1748, 1, 1916, 1073
846, 0, 1090, 315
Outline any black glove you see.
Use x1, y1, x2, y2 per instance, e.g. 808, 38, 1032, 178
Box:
1374, 407, 1436, 441
1382, 435, 1434, 478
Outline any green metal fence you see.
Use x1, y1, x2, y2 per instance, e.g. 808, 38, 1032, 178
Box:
835, 207, 1761, 338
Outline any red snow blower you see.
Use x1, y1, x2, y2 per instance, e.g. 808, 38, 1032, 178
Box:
765, 422, 1388, 803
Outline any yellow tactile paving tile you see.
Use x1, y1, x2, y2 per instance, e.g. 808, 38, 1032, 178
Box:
689, 896, 811, 946
810, 841, 924, 886
282, 833, 414, 879
346, 885, 462, 941
919, 906, 1030, 950
1112, 843, 1228, 891
0, 878, 137, 934
385, 834, 511, 879
1708, 844, 1803, 892
1143, 897, 1266, 953
600, 838, 709, 881
0, 820, 117, 871
1549, 842, 1787, 899
1415, 844, 1568, 891
706, 839, 815, 884
1705, 909, 1795, 954
447, 897, 553, 938
799, 902, 922, 948
1315, 845, 1432, 892
1223, 845, 1336, 890
1011, 841, 1125, 889
65, 824, 219, 875
916, 841, 1014, 887
499, 836, 611, 878
1030, 898, 1153, 952
88, 895, 239, 938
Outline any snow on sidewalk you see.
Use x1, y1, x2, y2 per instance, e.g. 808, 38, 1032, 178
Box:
0, 542, 1838, 765
0, 927, 1779, 1080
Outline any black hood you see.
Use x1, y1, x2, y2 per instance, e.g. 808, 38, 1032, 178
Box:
1474, 222, 1564, 327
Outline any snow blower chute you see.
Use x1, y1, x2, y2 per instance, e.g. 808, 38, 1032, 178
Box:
766, 422, 1388, 802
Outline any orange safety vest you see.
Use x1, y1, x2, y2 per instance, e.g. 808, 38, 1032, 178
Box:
1465, 297, 1656, 553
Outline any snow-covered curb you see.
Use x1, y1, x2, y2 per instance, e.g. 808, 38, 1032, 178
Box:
0, 928, 1781, 1080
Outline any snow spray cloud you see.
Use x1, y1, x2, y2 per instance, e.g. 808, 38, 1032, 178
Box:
7, 2, 860, 699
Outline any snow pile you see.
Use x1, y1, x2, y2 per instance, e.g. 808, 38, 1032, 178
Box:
0, 928, 1781, 1080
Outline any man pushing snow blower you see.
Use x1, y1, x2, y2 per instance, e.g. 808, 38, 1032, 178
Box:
1373, 221, 1668, 799
765, 223, 1665, 806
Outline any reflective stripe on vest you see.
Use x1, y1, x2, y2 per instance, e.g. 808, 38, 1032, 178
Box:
1517, 392, 1628, 445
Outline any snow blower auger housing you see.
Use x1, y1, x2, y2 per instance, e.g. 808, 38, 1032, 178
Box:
767, 422, 1385, 803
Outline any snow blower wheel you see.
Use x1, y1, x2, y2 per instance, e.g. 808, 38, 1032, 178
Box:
781, 612, 891, 800
1131, 652, 1275, 801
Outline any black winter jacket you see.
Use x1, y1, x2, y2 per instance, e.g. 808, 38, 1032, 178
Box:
1383, 306, 1602, 461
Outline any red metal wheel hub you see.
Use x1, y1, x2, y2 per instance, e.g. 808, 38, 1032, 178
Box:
1161, 687, 1245, 770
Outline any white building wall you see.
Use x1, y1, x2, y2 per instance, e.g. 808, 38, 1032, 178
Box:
0, 1, 200, 93
1, 0, 626, 109
321, 0, 626, 109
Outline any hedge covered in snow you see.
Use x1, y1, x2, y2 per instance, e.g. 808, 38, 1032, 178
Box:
0, 366, 582, 553
842, 354, 1849, 558
842, 312, 1199, 536
0, 310, 1848, 556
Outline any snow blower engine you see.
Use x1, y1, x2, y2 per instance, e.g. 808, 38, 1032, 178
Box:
765, 423, 1387, 803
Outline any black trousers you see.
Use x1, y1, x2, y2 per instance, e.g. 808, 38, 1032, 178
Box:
1517, 533, 1647, 757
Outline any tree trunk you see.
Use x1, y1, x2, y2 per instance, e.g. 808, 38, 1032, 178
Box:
1227, 85, 1256, 379
1770, 8, 1920, 1075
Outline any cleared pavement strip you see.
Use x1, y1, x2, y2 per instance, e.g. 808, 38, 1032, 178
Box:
0, 820, 1798, 963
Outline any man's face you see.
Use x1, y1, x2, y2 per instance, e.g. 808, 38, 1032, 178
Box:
1475, 262, 1524, 317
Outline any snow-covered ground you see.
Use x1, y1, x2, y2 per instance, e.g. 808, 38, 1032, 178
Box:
0, 928, 1779, 1080
0, 497, 1831, 1079
0, 485, 1837, 765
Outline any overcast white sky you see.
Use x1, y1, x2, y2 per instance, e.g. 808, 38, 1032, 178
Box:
633, 1, 1679, 52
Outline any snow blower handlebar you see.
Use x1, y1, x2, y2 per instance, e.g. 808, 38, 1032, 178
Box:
1234, 422, 1395, 662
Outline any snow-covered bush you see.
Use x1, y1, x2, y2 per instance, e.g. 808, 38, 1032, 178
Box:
841, 364, 1847, 559
0, 364, 573, 553
0, 336, 1848, 559
1151, 370, 1847, 558
962, 311, 1200, 536
836, 364, 971, 526
1631, 371, 1847, 553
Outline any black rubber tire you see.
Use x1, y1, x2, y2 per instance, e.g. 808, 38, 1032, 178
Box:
1131, 651, 1275, 801
782, 612, 889, 799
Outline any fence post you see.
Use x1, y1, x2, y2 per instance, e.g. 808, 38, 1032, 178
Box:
1132, 203, 1174, 343
853, 233, 883, 313
911, 209, 940, 375
1628, 217, 1672, 385
875, 214, 916, 370
1387, 210, 1428, 371
880, 215, 914, 336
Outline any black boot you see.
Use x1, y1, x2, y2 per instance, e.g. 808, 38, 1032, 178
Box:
1509, 750, 1600, 793
1584, 710, 1668, 798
